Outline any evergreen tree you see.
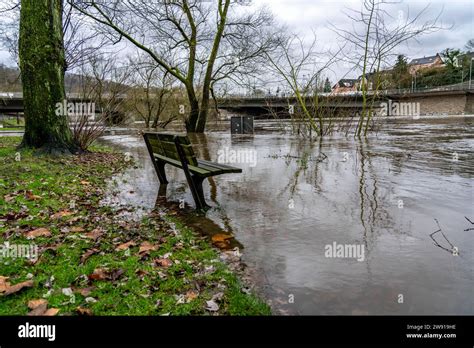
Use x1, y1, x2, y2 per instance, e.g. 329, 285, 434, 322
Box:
323, 78, 331, 92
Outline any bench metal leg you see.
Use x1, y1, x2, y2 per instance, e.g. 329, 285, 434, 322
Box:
158, 183, 167, 197
172, 135, 209, 210
191, 175, 210, 210
143, 134, 168, 185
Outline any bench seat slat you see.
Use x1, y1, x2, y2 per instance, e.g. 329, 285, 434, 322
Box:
197, 159, 242, 173
194, 162, 227, 175
154, 154, 241, 177
154, 154, 215, 176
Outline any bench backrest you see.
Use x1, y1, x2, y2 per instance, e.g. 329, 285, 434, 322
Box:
143, 132, 198, 166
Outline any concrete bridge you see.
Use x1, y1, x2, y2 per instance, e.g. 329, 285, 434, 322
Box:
217, 86, 474, 118
0, 93, 106, 114
2, 86, 473, 118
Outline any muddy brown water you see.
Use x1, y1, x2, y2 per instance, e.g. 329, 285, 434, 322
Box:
100, 118, 473, 315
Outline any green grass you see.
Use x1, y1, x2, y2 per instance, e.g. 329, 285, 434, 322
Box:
0, 137, 270, 316
0, 118, 25, 131
1, 118, 25, 127
0, 128, 24, 132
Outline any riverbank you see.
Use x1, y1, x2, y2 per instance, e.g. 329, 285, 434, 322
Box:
0, 137, 270, 315
96, 123, 472, 315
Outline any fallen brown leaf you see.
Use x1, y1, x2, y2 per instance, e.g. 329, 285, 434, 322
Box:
88, 268, 108, 281
185, 290, 198, 302
211, 234, 233, 243
75, 286, 95, 297
212, 234, 233, 249
28, 299, 47, 309
50, 210, 73, 220
80, 248, 99, 264
80, 180, 91, 185
25, 191, 42, 201
67, 216, 81, 223
44, 308, 60, 316
26, 298, 59, 316
27, 299, 48, 316
0, 276, 9, 292
70, 226, 85, 233
1, 280, 34, 296
138, 241, 158, 254
88, 268, 124, 281
135, 269, 149, 278
79, 286, 95, 297
84, 228, 103, 241
40, 244, 60, 253
25, 228, 51, 239
76, 306, 92, 316
4, 194, 16, 202
3, 210, 29, 221
115, 241, 136, 251
154, 258, 173, 268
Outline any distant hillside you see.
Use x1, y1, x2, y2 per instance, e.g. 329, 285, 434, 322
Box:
0, 64, 129, 94
0, 64, 21, 92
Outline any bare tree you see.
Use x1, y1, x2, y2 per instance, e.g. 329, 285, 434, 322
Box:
68, 0, 281, 133
266, 34, 345, 137
0, 1, 108, 71
465, 39, 474, 52
81, 54, 131, 124
331, 0, 446, 136
127, 56, 174, 129
70, 54, 131, 150
209, 6, 283, 114
0, 1, 20, 63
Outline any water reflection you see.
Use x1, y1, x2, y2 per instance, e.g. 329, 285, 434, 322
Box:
101, 119, 474, 315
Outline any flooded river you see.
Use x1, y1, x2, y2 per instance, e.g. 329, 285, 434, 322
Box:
101, 118, 473, 315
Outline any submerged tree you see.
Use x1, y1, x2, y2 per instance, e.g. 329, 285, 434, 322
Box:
266, 34, 345, 137
127, 56, 174, 129
19, 0, 78, 153
332, 0, 446, 136
68, 0, 279, 133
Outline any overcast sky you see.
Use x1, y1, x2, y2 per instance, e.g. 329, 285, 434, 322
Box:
249, 0, 473, 80
0, 0, 472, 82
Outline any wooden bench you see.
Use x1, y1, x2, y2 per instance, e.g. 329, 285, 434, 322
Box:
143, 131, 242, 210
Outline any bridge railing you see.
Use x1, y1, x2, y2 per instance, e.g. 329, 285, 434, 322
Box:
0, 92, 128, 99
1, 82, 472, 102
217, 82, 474, 100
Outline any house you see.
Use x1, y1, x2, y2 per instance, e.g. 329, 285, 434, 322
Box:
332, 79, 358, 93
358, 68, 396, 90
408, 54, 444, 75
357, 71, 378, 91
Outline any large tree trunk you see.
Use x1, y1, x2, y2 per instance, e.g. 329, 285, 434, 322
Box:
195, 0, 230, 133
19, 0, 77, 153
185, 86, 200, 132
